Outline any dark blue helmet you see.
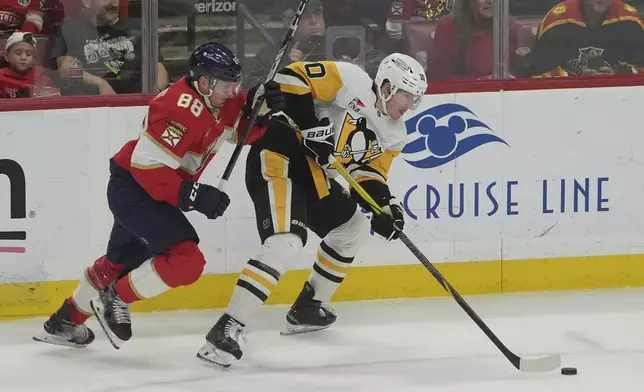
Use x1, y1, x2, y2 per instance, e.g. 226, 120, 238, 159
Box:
188, 42, 242, 83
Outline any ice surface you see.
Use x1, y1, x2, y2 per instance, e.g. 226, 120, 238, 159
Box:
2, 288, 644, 391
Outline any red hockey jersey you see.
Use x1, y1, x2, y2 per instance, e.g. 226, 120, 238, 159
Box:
112, 76, 266, 206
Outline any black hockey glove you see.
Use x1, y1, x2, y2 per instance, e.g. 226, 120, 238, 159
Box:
300, 117, 335, 169
243, 80, 285, 126
371, 200, 404, 241
178, 180, 230, 220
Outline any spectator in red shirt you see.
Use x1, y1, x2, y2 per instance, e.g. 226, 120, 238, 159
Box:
0, 32, 58, 98
429, 0, 519, 80
0, 0, 43, 34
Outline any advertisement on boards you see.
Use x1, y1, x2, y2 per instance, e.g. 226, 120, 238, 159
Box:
357, 86, 644, 265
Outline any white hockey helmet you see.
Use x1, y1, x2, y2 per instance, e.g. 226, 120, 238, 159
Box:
374, 53, 428, 115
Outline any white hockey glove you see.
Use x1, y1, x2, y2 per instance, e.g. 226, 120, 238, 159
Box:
300, 117, 335, 170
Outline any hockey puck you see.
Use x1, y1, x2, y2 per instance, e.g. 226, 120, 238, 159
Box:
561, 367, 577, 375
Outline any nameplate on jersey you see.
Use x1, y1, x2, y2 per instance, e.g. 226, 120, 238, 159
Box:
334, 112, 383, 165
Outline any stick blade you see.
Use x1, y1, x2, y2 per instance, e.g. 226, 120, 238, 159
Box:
518, 354, 561, 372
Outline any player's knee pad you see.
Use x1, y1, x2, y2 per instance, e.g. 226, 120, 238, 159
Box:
324, 209, 369, 257
254, 233, 303, 274
155, 240, 206, 288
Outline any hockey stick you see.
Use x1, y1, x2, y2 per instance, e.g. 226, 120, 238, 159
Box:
327, 155, 561, 373
217, 0, 312, 190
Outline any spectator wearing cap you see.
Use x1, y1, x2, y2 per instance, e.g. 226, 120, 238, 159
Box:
0, 31, 57, 98
429, 0, 519, 80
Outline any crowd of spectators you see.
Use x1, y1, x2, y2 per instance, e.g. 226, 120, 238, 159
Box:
1, 0, 644, 99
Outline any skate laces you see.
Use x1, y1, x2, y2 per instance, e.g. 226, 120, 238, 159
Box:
112, 296, 131, 324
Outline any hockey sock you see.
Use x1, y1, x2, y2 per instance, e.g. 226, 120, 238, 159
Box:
114, 240, 206, 303
225, 233, 301, 325
68, 255, 124, 325
307, 211, 367, 302
308, 240, 354, 302
227, 259, 282, 325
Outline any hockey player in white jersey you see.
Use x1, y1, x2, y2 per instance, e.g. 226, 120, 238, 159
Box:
197, 53, 428, 367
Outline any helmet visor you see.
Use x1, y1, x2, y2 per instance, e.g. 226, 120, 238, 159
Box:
211, 77, 242, 96
391, 88, 423, 110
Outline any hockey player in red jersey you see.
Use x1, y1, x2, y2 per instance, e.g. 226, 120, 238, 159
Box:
33, 42, 285, 349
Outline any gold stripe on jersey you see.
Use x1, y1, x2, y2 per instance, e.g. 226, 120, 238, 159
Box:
143, 131, 182, 162
130, 162, 165, 170
353, 150, 399, 184
260, 150, 292, 233
305, 156, 330, 199
278, 61, 344, 102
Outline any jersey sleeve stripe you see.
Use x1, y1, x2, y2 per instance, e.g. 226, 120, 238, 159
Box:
144, 131, 182, 161
279, 67, 309, 85
275, 73, 312, 96
131, 162, 165, 170
130, 131, 182, 169
350, 165, 387, 183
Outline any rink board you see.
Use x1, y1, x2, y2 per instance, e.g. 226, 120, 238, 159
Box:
3, 83, 644, 319
2, 254, 644, 319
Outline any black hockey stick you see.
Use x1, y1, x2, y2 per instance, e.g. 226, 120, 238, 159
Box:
217, 0, 311, 190
328, 155, 562, 373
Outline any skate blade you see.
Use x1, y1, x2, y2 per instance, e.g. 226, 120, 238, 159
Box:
32, 334, 88, 348
280, 323, 330, 336
90, 298, 123, 350
196, 342, 237, 368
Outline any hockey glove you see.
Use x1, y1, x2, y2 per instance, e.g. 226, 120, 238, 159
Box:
243, 81, 285, 126
178, 180, 230, 219
300, 117, 335, 169
371, 200, 404, 241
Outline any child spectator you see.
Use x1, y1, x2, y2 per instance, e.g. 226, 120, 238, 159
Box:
429, 0, 519, 80
0, 31, 58, 98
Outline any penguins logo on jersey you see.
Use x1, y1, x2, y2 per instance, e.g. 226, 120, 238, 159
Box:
334, 112, 383, 165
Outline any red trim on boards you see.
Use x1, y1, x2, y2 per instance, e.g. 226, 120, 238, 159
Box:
1, 74, 644, 112
0, 94, 153, 112
427, 74, 644, 94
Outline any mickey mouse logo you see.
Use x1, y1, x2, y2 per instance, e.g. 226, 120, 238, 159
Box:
402, 103, 507, 169
334, 112, 383, 165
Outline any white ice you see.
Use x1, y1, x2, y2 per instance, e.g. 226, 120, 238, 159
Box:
1, 288, 643, 391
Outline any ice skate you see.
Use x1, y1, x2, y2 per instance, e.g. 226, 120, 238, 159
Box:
33, 300, 95, 348
197, 313, 246, 368
90, 281, 131, 349
281, 281, 337, 335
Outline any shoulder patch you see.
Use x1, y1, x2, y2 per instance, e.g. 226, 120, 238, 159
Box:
161, 121, 186, 147
553, 4, 567, 16
167, 120, 187, 133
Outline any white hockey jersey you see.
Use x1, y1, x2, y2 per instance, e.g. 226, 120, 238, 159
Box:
275, 61, 407, 203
